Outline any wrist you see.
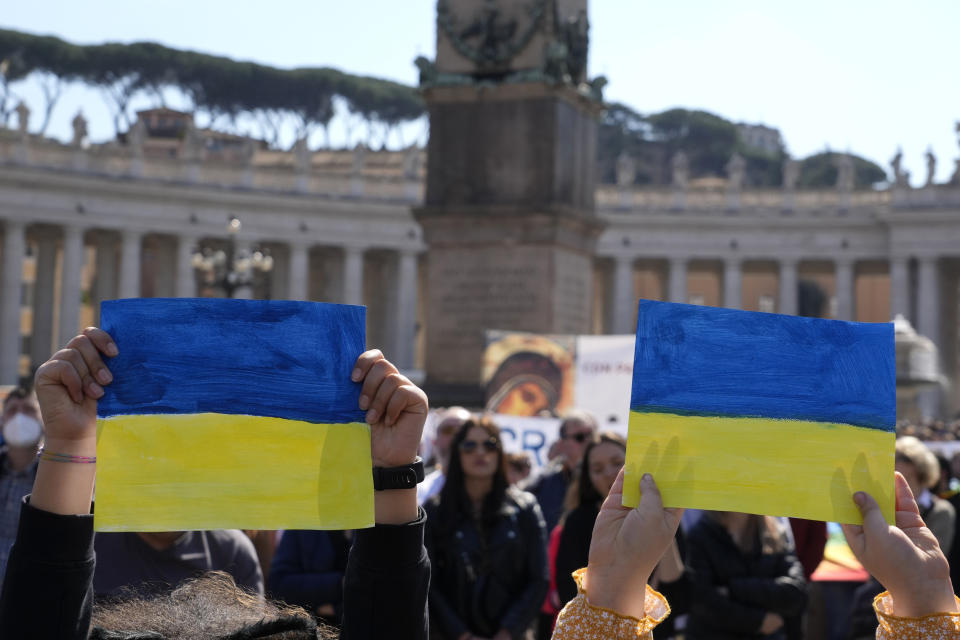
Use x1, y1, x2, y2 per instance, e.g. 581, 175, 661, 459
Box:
889, 581, 959, 617
42, 436, 97, 457
583, 567, 651, 619
373, 488, 418, 525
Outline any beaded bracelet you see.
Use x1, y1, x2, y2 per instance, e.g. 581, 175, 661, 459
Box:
37, 447, 97, 464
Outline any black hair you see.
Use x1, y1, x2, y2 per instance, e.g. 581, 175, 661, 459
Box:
437, 416, 509, 534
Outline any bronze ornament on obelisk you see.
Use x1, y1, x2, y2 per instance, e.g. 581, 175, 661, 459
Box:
414, 0, 607, 404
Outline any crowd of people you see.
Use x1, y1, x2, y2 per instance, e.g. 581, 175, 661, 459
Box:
0, 327, 958, 639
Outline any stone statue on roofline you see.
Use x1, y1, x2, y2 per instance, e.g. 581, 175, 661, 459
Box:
925, 147, 936, 187
402, 144, 422, 181
71, 111, 88, 147
293, 137, 311, 174
725, 153, 746, 192
782, 157, 800, 191
615, 151, 636, 188
671, 150, 689, 189
890, 147, 905, 186
128, 119, 147, 157
834, 153, 855, 192
352, 142, 368, 175
15, 101, 29, 138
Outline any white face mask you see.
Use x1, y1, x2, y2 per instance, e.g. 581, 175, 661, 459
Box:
2, 412, 43, 448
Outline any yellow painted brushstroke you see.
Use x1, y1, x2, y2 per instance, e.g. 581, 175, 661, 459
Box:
95, 413, 373, 532
622, 412, 895, 525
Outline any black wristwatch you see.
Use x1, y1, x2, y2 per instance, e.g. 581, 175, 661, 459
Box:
372, 456, 425, 491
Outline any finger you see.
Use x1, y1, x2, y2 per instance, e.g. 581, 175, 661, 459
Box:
894, 472, 921, 516
36, 359, 85, 405
368, 372, 405, 425
852, 489, 888, 538
359, 359, 397, 420
52, 347, 102, 400
600, 468, 629, 512
81, 326, 119, 357
383, 383, 427, 427
68, 334, 112, 386
351, 349, 384, 383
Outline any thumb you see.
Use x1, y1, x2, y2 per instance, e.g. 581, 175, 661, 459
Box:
853, 490, 888, 539
638, 473, 664, 511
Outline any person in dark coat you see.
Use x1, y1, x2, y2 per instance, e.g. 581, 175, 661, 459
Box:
686, 511, 807, 640
425, 416, 548, 640
270, 529, 352, 624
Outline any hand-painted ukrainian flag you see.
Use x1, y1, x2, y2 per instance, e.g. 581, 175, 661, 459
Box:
623, 300, 895, 525
96, 298, 372, 532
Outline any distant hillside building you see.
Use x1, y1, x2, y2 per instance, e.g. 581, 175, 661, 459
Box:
738, 123, 783, 155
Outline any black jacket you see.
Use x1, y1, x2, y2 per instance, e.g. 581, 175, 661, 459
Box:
686, 516, 807, 640
424, 487, 548, 640
0, 497, 430, 640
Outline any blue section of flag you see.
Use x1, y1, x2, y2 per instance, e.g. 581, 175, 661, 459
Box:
630, 300, 895, 431
99, 298, 366, 424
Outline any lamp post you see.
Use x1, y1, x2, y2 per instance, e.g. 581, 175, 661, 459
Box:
191, 217, 274, 298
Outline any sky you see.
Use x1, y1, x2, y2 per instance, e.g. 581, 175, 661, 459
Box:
3, 0, 959, 185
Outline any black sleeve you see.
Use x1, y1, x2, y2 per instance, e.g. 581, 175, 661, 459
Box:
500, 501, 549, 638
340, 508, 430, 640
727, 551, 808, 616
554, 508, 592, 606
0, 497, 95, 640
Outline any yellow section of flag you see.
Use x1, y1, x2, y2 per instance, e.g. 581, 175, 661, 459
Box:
623, 411, 894, 525
95, 413, 373, 532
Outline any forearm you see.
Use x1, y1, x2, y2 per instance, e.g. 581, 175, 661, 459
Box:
29, 436, 96, 516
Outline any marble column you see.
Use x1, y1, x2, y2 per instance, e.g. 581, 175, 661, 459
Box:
668, 257, 687, 304
57, 225, 84, 348
30, 234, 57, 369
393, 250, 418, 370
287, 242, 310, 301
778, 259, 798, 315
834, 259, 854, 321
917, 256, 940, 344
889, 257, 910, 320
175, 235, 197, 298
117, 230, 142, 299
723, 258, 742, 309
92, 236, 118, 326
610, 256, 635, 334
342, 246, 365, 306
0, 221, 26, 383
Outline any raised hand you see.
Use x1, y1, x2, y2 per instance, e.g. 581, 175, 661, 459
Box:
584, 470, 684, 619
841, 471, 959, 617
352, 349, 428, 468
31, 328, 116, 516
34, 327, 117, 445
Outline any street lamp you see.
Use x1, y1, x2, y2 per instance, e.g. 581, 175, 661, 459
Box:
191, 216, 274, 298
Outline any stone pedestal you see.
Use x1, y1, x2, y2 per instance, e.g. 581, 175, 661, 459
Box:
415, 84, 603, 398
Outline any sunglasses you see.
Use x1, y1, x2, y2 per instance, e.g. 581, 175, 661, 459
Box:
565, 432, 591, 444
459, 438, 499, 454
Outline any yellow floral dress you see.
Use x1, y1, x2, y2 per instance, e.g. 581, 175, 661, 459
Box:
551, 568, 960, 640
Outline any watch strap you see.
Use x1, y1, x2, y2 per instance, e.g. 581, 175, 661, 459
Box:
372, 456, 425, 491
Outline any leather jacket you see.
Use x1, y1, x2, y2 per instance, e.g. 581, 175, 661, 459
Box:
425, 487, 548, 639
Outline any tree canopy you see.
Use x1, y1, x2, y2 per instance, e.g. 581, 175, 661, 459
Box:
598, 103, 886, 189
0, 28, 424, 144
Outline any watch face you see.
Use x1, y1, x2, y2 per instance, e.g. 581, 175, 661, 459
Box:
437, 0, 548, 67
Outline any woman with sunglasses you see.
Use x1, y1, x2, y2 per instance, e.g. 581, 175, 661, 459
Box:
424, 417, 549, 640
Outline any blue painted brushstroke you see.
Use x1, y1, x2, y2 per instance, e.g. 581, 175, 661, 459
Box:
630, 300, 895, 431
99, 298, 367, 424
